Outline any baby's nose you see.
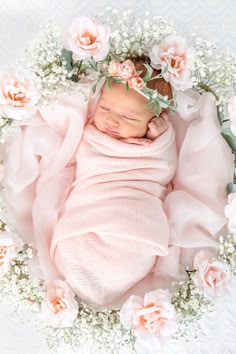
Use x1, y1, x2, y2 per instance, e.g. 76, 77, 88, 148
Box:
106, 114, 120, 127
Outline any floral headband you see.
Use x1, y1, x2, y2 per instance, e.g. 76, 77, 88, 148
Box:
61, 16, 195, 115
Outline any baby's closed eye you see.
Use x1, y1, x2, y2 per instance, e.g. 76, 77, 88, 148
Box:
100, 105, 110, 111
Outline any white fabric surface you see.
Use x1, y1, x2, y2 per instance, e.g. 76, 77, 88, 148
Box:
0, 1, 236, 353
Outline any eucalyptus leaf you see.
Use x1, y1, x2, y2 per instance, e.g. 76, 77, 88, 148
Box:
221, 127, 236, 152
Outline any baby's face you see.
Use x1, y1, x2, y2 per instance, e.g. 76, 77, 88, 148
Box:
92, 81, 156, 139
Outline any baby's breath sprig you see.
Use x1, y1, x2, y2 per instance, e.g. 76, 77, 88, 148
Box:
218, 234, 236, 275
0, 244, 44, 306
171, 270, 214, 340
100, 8, 174, 60
22, 24, 81, 105
192, 35, 236, 122
0, 117, 13, 142
43, 302, 135, 353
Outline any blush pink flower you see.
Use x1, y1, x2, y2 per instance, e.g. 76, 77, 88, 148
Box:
0, 232, 16, 276
108, 61, 121, 76
150, 35, 194, 91
225, 192, 236, 233
0, 72, 40, 120
120, 289, 178, 350
41, 279, 78, 327
116, 60, 136, 81
193, 250, 232, 300
64, 17, 110, 61
128, 75, 145, 90
228, 96, 236, 136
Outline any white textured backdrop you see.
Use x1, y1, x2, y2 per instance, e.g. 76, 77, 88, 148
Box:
1, 1, 236, 353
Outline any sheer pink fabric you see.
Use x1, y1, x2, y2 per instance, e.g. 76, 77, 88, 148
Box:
1, 87, 234, 310
51, 122, 177, 307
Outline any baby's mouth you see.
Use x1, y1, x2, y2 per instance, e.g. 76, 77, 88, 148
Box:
105, 128, 120, 137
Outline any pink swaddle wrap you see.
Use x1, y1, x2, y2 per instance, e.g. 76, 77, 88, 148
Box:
51, 122, 177, 307
1, 87, 234, 310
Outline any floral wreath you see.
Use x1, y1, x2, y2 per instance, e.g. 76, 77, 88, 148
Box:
0, 8, 236, 354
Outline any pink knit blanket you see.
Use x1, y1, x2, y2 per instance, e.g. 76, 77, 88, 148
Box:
49, 123, 177, 307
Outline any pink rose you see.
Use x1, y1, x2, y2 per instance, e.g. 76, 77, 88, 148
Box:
41, 279, 78, 327
0, 232, 16, 276
120, 289, 178, 350
193, 250, 232, 300
228, 96, 236, 136
128, 75, 145, 90
0, 72, 40, 120
116, 60, 136, 81
150, 35, 194, 91
107, 61, 121, 76
64, 17, 110, 61
225, 192, 236, 233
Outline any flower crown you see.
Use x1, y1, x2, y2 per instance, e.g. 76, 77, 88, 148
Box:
0, 8, 236, 354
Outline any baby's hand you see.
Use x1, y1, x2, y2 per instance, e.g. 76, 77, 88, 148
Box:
146, 112, 169, 140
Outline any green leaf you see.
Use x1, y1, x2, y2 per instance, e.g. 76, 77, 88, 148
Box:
162, 63, 169, 75
221, 127, 236, 152
125, 82, 130, 92
112, 77, 122, 83
105, 76, 112, 90
217, 106, 224, 124
227, 182, 234, 194
155, 102, 161, 116
79, 63, 90, 71
169, 105, 177, 113
142, 64, 153, 82
147, 72, 163, 81
60, 49, 73, 72
144, 100, 154, 108
88, 57, 97, 71
92, 82, 98, 95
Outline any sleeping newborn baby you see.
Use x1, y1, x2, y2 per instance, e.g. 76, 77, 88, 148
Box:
50, 71, 177, 310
